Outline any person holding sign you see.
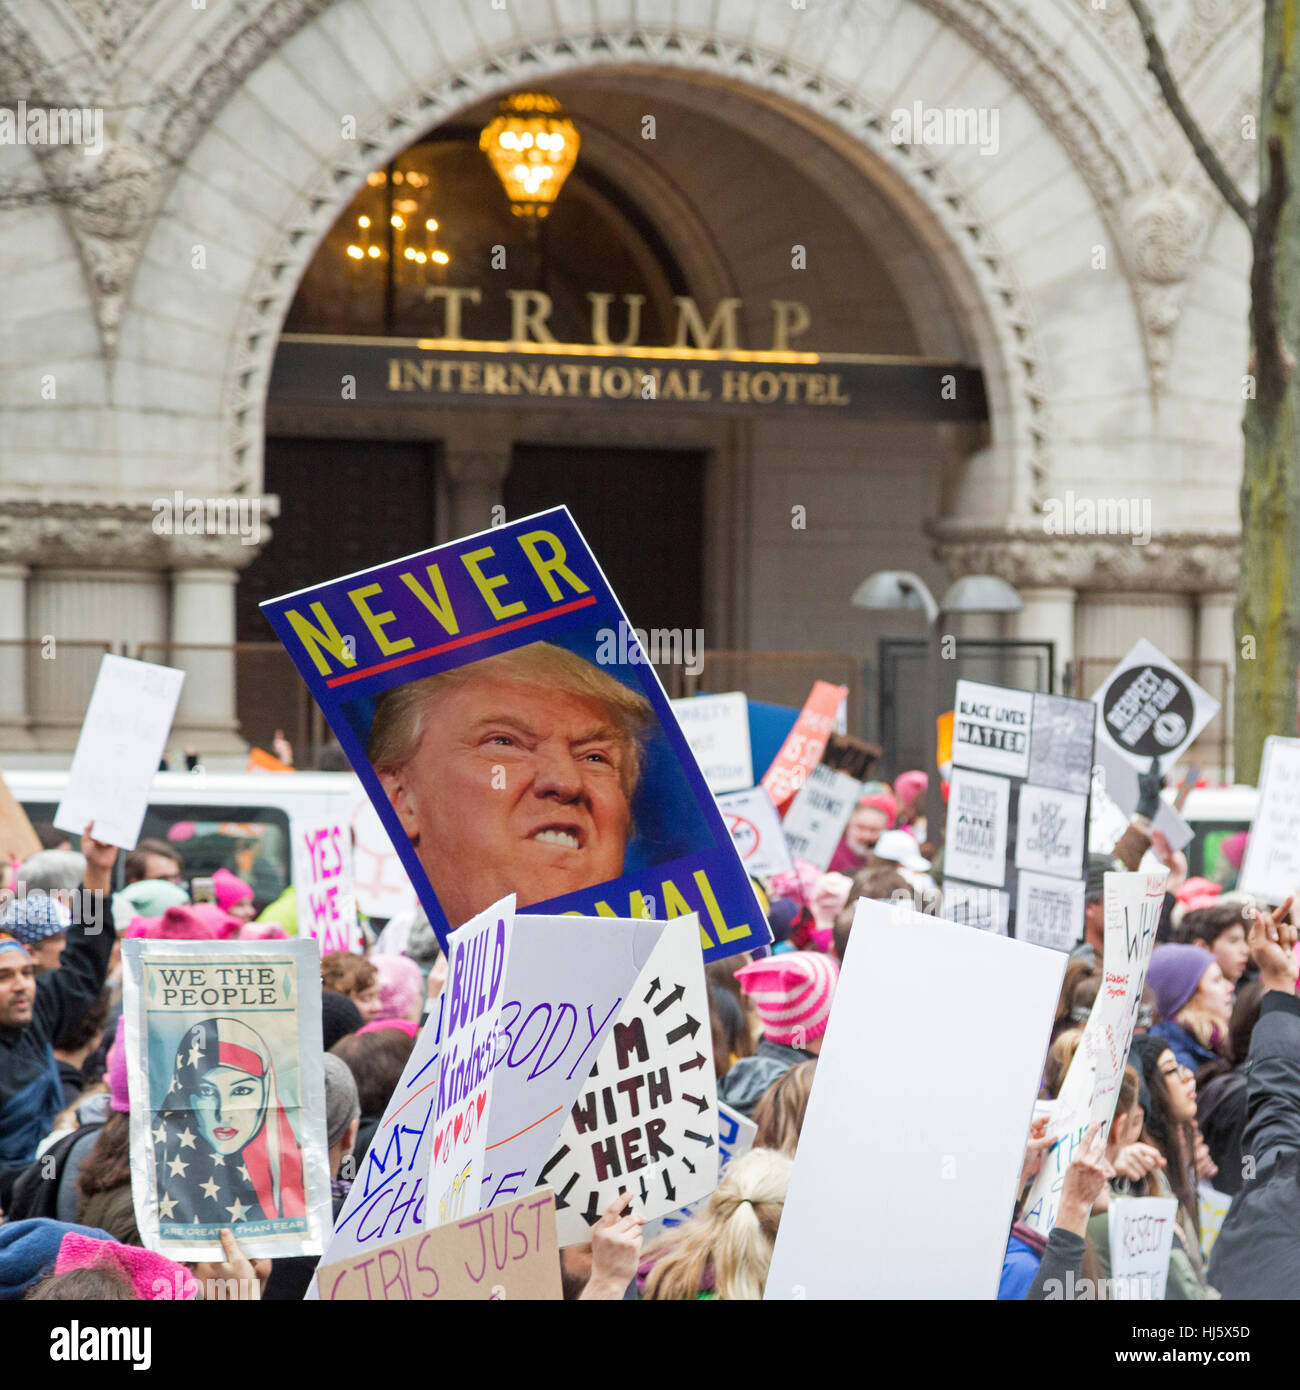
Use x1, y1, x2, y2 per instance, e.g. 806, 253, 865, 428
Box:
1208, 898, 1300, 1298
0, 826, 117, 1200
370, 642, 650, 931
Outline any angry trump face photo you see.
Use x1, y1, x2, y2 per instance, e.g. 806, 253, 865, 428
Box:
368, 641, 653, 930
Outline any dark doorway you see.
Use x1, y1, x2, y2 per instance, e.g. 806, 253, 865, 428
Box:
235, 437, 437, 755
504, 445, 706, 634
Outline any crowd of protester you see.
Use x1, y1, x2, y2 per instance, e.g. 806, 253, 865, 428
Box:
2, 762, 1300, 1305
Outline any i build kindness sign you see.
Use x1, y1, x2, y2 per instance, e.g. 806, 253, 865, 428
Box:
261, 508, 770, 964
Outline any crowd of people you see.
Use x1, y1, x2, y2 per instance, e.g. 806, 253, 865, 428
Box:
1, 763, 1299, 1304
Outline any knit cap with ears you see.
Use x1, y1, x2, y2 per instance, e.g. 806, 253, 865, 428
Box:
734, 952, 839, 1047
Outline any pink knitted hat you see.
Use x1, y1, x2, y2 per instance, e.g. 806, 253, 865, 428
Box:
213, 867, 254, 914
735, 952, 839, 1047
372, 953, 424, 1022
106, 1016, 130, 1113
55, 1231, 198, 1300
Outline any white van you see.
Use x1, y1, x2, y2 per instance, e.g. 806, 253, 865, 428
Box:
8, 770, 418, 921
1178, 785, 1257, 881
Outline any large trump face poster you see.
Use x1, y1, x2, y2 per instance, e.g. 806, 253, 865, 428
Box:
261, 508, 770, 963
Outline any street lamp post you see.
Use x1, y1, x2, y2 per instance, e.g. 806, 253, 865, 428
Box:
851, 569, 1022, 850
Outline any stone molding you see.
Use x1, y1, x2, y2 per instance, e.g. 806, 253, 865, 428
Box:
929, 520, 1239, 592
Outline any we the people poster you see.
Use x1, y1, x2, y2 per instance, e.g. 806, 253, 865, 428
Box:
261, 507, 770, 963
121, 939, 333, 1260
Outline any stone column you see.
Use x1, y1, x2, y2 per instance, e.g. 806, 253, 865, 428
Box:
168, 567, 246, 756
1013, 587, 1076, 693
1197, 591, 1236, 781
442, 443, 512, 539
28, 567, 168, 751
0, 565, 33, 748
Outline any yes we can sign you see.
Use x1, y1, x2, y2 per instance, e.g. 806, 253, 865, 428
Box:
294, 818, 363, 954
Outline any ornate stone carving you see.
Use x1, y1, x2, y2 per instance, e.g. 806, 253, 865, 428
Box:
1128, 185, 1203, 387
0, 501, 269, 570
58, 0, 155, 64
928, 520, 1240, 592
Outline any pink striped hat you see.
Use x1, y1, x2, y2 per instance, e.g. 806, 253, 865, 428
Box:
735, 952, 839, 1047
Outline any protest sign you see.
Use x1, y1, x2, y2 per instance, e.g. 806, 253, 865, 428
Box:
426, 897, 515, 1227
311, 997, 444, 1293
293, 818, 363, 954
1014, 785, 1087, 880
1027, 693, 1096, 796
944, 767, 1010, 887
0, 766, 41, 864
120, 938, 332, 1260
765, 899, 1064, 1298
715, 786, 795, 881
939, 882, 1009, 934
261, 507, 769, 964
54, 655, 185, 850
318, 1187, 561, 1300
1108, 1196, 1178, 1300
951, 680, 1032, 779
778, 763, 864, 872
348, 794, 418, 922
1020, 869, 1166, 1234
542, 915, 718, 1245
669, 692, 753, 794
760, 680, 847, 814
1015, 872, 1085, 952
944, 683, 1094, 945
1092, 639, 1218, 773
1089, 741, 1193, 852
641, 1101, 756, 1244
1198, 1181, 1231, 1264
1240, 736, 1300, 902
479, 913, 665, 1210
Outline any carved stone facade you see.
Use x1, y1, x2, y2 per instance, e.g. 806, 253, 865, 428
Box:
0, 0, 1261, 767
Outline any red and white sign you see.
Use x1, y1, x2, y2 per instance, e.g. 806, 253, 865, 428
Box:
761, 681, 848, 816
295, 818, 364, 954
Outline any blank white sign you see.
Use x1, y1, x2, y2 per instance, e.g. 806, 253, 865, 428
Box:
765, 899, 1065, 1300
54, 655, 185, 850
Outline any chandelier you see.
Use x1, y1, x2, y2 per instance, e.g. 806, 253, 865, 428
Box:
345, 168, 450, 268
479, 91, 580, 218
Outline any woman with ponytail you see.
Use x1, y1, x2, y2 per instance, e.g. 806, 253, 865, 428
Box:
638, 1149, 793, 1300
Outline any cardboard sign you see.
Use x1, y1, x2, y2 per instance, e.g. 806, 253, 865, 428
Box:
1109, 1196, 1178, 1300
765, 899, 1065, 1299
1092, 639, 1218, 773
312, 997, 444, 1293
479, 913, 665, 1211
318, 1187, 561, 1300
294, 819, 363, 954
1028, 693, 1095, 796
54, 655, 186, 850
1197, 1181, 1230, 1264
944, 767, 1010, 887
1240, 735, 1300, 902
778, 763, 864, 872
641, 1101, 756, 1244
1020, 870, 1166, 1235
669, 692, 753, 794
542, 916, 719, 1245
261, 508, 769, 964
951, 680, 1032, 779
0, 767, 41, 864
1014, 785, 1088, 880
940, 882, 1010, 934
1015, 872, 1085, 953
1090, 741, 1193, 852
426, 898, 514, 1226
120, 938, 332, 1260
761, 680, 848, 814
714, 786, 795, 881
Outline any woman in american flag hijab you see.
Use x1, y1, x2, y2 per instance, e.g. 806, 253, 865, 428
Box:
152, 1017, 306, 1228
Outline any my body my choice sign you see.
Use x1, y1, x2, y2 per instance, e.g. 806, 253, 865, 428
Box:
261, 508, 770, 963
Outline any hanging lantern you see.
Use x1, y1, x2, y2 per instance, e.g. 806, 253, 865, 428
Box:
479, 91, 580, 218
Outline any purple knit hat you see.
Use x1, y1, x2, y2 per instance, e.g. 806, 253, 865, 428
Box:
1146, 944, 1214, 1021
